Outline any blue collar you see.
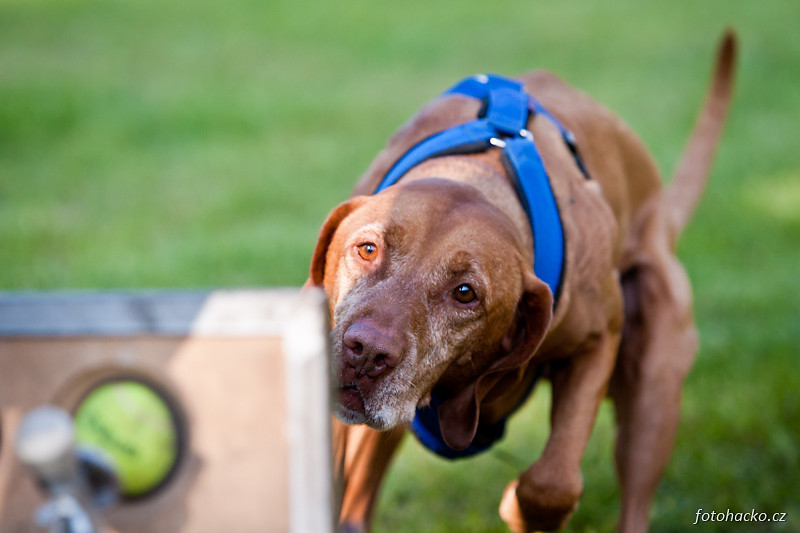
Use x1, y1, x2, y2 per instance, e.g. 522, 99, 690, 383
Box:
373, 73, 586, 459
374, 73, 585, 307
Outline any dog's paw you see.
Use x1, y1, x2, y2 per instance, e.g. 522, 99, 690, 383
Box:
499, 481, 529, 533
338, 522, 365, 533
512, 461, 583, 531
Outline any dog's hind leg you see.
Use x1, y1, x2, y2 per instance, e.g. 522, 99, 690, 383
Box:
334, 419, 405, 532
610, 209, 699, 533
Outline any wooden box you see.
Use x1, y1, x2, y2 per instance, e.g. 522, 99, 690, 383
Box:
0, 289, 333, 533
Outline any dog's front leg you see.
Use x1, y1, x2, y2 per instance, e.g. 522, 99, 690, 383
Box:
500, 328, 621, 532
334, 419, 405, 532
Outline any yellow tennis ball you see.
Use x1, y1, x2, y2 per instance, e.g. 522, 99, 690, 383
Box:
74, 380, 180, 497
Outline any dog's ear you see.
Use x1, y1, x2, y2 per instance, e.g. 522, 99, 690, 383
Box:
307, 197, 368, 287
437, 270, 553, 451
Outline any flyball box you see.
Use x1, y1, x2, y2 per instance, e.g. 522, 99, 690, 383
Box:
0, 289, 334, 533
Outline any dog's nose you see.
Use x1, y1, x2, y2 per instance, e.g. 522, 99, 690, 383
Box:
342, 322, 402, 379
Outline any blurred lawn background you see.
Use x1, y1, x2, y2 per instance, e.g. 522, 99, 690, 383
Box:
1, 0, 798, 531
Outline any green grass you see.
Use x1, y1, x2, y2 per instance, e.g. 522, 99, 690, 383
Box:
1, 0, 798, 531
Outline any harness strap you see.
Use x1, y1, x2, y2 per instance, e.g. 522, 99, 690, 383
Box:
373, 74, 585, 459
448, 74, 590, 179
375, 73, 571, 304
411, 392, 510, 459
503, 136, 565, 303
375, 120, 499, 193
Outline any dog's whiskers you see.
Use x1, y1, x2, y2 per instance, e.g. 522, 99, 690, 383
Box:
395, 375, 418, 393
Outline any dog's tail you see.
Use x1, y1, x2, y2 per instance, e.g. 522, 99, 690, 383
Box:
664, 30, 738, 237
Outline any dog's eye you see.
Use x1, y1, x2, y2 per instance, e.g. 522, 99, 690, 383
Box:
453, 284, 477, 304
356, 243, 378, 261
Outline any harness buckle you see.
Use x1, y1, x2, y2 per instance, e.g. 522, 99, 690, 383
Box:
490, 128, 534, 150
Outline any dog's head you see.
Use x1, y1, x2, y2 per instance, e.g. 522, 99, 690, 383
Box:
310, 175, 552, 450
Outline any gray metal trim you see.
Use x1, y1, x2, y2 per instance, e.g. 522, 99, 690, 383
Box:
0, 289, 328, 338
0, 290, 210, 336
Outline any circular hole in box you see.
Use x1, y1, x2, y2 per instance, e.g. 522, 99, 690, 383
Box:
71, 375, 187, 502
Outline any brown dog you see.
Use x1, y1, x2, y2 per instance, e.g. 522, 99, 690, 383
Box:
308, 32, 736, 532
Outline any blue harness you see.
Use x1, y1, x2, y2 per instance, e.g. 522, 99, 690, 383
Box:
373, 73, 586, 459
